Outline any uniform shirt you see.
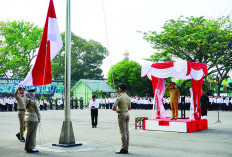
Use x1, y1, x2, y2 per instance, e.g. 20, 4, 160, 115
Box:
3, 98, 6, 105
0, 99, 3, 104
16, 94, 26, 113
225, 98, 229, 106
166, 88, 180, 104
25, 98, 41, 122
9, 99, 14, 104
105, 98, 109, 104
39, 100, 44, 105
113, 92, 131, 113
58, 100, 62, 106
6, 98, 9, 104
89, 100, 99, 109
216, 98, 221, 103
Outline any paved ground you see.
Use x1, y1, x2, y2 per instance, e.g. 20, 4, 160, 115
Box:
0, 109, 231, 157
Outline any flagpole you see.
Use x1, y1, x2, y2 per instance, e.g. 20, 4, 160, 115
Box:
55, 0, 81, 147
63, 0, 71, 144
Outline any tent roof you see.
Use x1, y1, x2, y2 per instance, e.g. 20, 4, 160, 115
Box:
141, 60, 208, 81
72, 79, 116, 93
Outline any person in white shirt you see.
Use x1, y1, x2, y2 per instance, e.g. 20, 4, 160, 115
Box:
2, 97, 7, 111
105, 97, 109, 109
0, 98, 3, 111
44, 99, 48, 110
109, 97, 114, 109
89, 95, 99, 128
5, 97, 10, 111
9, 97, 14, 111
224, 97, 229, 111
57, 99, 62, 109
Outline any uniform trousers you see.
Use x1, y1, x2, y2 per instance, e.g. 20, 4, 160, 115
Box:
18, 113, 25, 139
170, 102, 178, 119
118, 112, 130, 151
25, 121, 38, 150
91, 109, 98, 127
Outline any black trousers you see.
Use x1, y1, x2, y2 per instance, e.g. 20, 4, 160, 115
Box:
91, 109, 98, 127
201, 108, 207, 116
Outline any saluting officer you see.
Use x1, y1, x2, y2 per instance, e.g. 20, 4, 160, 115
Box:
165, 82, 180, 120
15, 87, 26, 142
25, 89, 41, 153
113, 83, 131, 154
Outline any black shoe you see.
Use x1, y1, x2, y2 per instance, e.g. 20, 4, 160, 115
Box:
115, 150, 128, 154
26, 149, 39, 153
20, 137, 25, 142
16, 133, 20, 141
170, 118, 175, 120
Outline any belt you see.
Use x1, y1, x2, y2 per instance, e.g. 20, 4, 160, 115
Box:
18, 109, 25, 111
117, 111, 128, 113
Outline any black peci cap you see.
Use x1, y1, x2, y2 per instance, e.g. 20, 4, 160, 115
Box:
118, 83, 127, 91
27, 89, 36, 92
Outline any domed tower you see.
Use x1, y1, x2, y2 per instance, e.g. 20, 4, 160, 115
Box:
123, 50, 129, 61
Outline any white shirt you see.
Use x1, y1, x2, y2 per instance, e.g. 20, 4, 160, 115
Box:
39, 100, 44, 105
58, 100, 62, 105
0, 99, 3, 104
6, 98, 9, 104
9, 99, 14, 104
89, 100, 99, 109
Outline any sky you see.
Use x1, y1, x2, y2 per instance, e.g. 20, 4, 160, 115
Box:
0, 0, 232, 78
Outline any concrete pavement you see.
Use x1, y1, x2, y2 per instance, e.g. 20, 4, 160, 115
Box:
0, 109, 231, 157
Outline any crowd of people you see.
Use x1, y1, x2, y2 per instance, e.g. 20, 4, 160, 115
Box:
1, 95, 232, 112
1, 84, 231, 154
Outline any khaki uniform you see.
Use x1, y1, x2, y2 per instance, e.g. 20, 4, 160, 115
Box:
16, 94, 26, 139
113, 93, 131, 151
25, 98, 41, 150
166, 88, 180, 119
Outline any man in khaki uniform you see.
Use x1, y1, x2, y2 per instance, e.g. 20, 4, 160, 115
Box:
113, 83, 131, 154
15, 87, 26, 142
25, 89, 41, 153
165, 82, 180, 120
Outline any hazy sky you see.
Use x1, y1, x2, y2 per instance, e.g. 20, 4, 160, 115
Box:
0, 0, 231, 78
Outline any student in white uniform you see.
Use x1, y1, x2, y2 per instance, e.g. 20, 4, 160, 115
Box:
89, 95, 99, 128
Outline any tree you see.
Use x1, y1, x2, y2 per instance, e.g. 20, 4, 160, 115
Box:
51, 32, 109, 82
0, 20, 43, 78
107, 60, 153, 96
144, 16, 232, 96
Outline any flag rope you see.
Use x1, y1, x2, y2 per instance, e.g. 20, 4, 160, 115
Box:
40, 41, 48, 101
101, 0, 116, 91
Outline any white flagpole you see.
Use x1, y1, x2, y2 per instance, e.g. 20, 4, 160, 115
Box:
64, 0, 71, 144
56, 0, 81, 147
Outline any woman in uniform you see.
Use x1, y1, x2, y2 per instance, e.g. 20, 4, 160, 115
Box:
24, 89, 41, 153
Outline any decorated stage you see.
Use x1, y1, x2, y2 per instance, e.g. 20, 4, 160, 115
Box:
143, 118, 208, 133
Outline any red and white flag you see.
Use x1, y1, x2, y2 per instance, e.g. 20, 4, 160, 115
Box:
20, 0, 62, 86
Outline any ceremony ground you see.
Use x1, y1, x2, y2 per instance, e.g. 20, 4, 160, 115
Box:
0, 109, 231, 157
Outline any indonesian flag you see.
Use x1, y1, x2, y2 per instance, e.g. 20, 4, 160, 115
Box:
20, 0, 62, 86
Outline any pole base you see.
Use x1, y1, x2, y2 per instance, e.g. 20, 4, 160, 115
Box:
215, 120, 222, 123
52, 143, 82, 147
59, 121, 75, 144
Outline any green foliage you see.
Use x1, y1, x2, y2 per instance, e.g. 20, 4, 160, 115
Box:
107, 60, 153, 97
51, 33, 108, 81
144, 16, 232, 96
0, 20, 43, 78
227, 82, 232, 94
175, 80, 192, 96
